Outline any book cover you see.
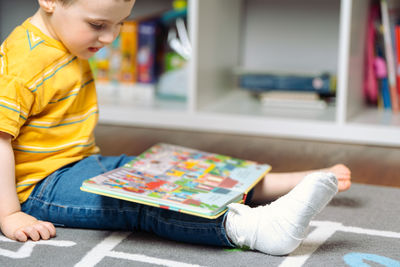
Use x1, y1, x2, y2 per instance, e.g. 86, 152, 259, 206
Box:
381, 77, 392, 109
380, 0, 399, 111
375, 51, 392, 109
387, 0, 400, 97
364, 4, 379, 104
81, 143, 271, 219
137, 20, 160, 84
395, 23, 400, 97
374, 15, 391, 110
119, 20, 138, 84
237, 71, 336, 96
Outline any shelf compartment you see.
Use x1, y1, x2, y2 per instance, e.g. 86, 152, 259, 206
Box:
200, 90, 336, 122
192, 0, 342, 120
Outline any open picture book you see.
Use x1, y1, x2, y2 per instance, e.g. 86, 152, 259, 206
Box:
81, 143, 271, 218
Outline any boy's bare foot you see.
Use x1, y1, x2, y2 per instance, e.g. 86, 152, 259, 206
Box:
251, 164, 352, 203
325, 164, 351, 192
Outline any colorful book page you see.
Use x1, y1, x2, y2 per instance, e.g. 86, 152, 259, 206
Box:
81, 143, 271, 218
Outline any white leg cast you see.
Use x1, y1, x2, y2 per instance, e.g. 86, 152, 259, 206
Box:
225, 172, 338, 255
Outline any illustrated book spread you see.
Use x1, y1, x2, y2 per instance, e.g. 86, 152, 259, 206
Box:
81, 143, 271, 218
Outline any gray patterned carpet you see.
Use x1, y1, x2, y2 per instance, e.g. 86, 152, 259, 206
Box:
1, 183, 399, 267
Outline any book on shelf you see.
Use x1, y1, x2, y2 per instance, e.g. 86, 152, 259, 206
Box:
258, 91, 328, 110
387, 0, 400, 101
380, 0, 399, 111
396, 22, 400, 98
375, 55, 392, 109
119, 21, 138, 84
81, 143, 271, 219
137, 19, 163, 84
381, 76, 392, 109
236, 70, 336, 96
364, 4, 379, 104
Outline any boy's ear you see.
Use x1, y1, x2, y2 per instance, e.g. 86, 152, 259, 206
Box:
38, 0, 57, 13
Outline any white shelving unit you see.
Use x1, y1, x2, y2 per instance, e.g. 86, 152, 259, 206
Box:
1, 0, 400, 147
100, 0, 400, 147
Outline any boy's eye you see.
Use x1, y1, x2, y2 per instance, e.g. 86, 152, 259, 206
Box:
89, 23, 105, 30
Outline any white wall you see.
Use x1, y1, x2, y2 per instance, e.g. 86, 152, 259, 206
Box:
241, 0, 340, 73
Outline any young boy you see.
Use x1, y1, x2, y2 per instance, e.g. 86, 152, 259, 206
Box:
0, 0, 351, 256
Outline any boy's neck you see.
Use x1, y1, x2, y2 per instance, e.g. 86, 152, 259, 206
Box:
30, 9, 59, 41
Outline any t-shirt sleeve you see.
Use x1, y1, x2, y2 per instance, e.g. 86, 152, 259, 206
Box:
0, 74, 34, 139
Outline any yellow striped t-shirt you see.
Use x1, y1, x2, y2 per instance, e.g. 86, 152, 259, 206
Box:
0, 19, 100, 203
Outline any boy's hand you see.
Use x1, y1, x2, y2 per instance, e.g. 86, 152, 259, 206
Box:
0, 211, 56, 241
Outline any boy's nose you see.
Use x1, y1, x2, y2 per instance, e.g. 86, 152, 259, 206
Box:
98, 31, 118, 45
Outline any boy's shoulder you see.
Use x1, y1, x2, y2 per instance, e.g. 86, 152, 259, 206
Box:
1, 20, 71, 83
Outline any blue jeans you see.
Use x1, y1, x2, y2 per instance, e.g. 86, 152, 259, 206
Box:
21, 155, 234, 247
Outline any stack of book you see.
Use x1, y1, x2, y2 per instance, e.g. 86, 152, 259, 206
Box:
364, 0, 400, 112
237, 70, 336, 110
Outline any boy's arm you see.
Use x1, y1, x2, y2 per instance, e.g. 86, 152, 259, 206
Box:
0, 131, 56, 241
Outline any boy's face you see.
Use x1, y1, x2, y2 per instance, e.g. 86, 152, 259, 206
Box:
48, 0, 135, 59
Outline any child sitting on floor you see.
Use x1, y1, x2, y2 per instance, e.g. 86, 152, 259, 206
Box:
0, 0, 351, 256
